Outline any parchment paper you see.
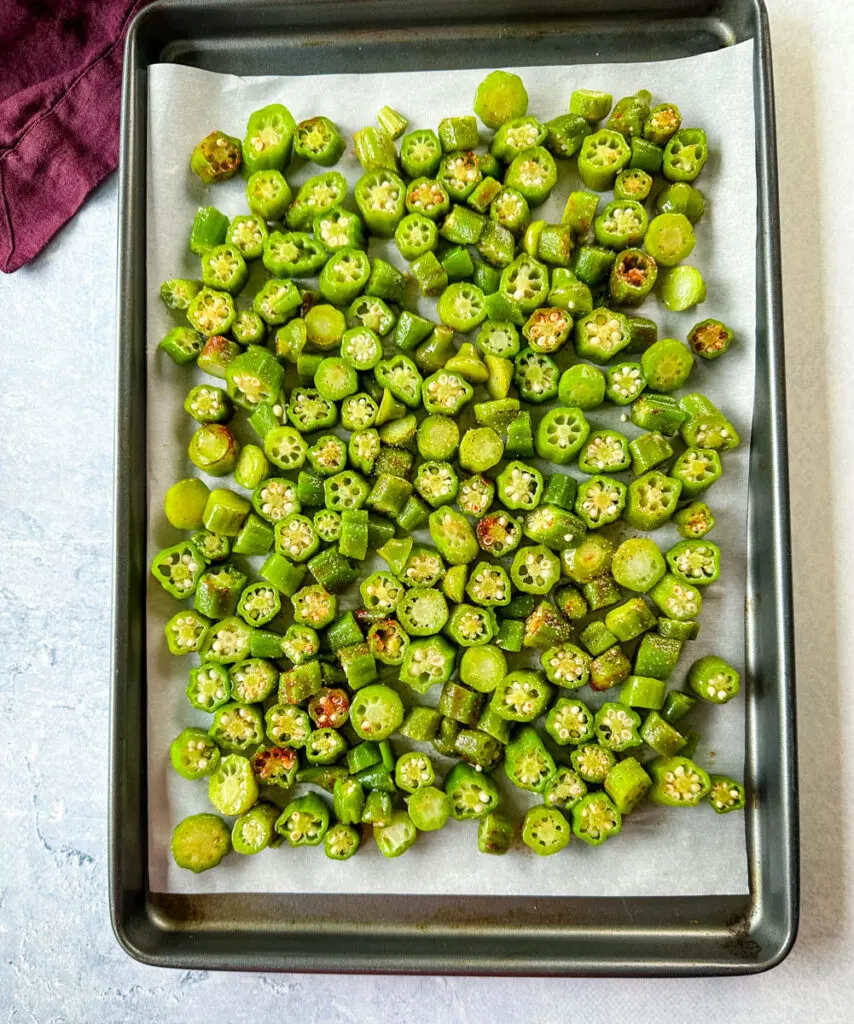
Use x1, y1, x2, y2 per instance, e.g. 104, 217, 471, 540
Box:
147, 42, 755, 895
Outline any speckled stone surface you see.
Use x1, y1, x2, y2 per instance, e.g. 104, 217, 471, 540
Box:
1, 1, 853, 1018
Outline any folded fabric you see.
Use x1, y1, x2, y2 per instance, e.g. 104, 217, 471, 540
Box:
0, 0, 149, 273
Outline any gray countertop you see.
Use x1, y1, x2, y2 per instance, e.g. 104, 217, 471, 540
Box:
1, 0, 851, 1019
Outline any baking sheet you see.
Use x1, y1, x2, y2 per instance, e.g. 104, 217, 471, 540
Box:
146, 42, 755, 896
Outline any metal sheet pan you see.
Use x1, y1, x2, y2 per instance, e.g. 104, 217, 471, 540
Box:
110, 0, 798, 975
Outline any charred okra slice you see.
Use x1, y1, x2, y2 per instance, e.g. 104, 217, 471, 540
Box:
476, 511, 523, 557
294, 116, 345, 166
689, 318, 734, 360
405, 177, 450, 221
674, 501, 716, 539
438, 150, 482, 202
191, 130, 242, 183
522, 306, 573, 354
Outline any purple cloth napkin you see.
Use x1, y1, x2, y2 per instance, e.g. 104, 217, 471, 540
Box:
0, 0, 149, 273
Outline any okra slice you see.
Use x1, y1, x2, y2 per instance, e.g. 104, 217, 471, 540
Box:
251, 477, 299, 525
171, 814, 231, 873
246, 169, 292, 221
577, 430, 630, 475
521, 306, 573, 355
672, 447, 722, 497
186, 662, 231, 713
570, 792, 622, 846
287, 171, 348, 230
505, 726, 556, 794
558, 364, 605, 411
349, 684, 404, 742
491, 116, 546, 163
534, 406, 590, 464
447, 604, 497, 647
504, 145, 557, 206
262, 230, 327, 278
688, 654, 740, 704
151, 541, 205, 600
510, 544, 561, 595
499, 253, 550, 313
187, 287, 236, 337
414, 460, 459, 509
170, 727, 221, 781
491, 669, 553, 722
252, 278, 301, 326
648, 755, 711, 807
191, 130, 242, 183
570, 743, 617, 785
625, 471, 682, 531
465, 562, 511, 608
611, 537, 666, 594
207, 704, 263, 761
575, 306, 632, 363
680, 393, 740, 451
438, 150, 482, 201
589, 644, 632, 690
575, 475, 627, 529
437, 282, 487, 332
674, 501, 716, 539
666, 539, 721, 586
606, 362, 647, 406
291, 585, 337, 629
355, 168, 406, 236
688, 318, 734, 360
276, 792, 330, 847
421, 370, 474, 416
546, 697, 595, 746
294, 115, 345, 166
265, 704, 311, 748
405, 176, 450, 222
708, 775, 746, 814
160, 277, 202, 313
474, 69, 529, 129
644, 212, 696, 266
540, 643, 591, 689
521, 805, 571, 856
401, 545, 445, 589
367, 619, 410, 666
397, 587, 449, 637
523, 503, 586, 551
159, 326, 205, 366
476, 511, 522, 557
650, 574, 703, 622
629, 431, 673, 476
444, 762, 500, 821
577, 129, 630, 190
399, 635, 456, 693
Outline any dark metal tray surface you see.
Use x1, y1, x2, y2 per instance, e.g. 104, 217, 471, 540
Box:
111, 0, 797, 975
